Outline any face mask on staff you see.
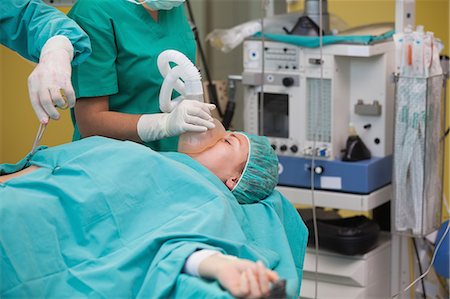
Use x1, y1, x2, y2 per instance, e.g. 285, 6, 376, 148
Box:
125, 0, 185, 10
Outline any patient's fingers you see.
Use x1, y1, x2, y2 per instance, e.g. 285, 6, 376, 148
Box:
247, 269, 263, 298
234, 259, 257, 272
238, 271, 250, 297
257, 261, 270, 295
267, 269, 279, 282
224, 258, 281, 299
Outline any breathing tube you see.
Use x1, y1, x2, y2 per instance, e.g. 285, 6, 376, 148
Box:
157, 50, 204, 113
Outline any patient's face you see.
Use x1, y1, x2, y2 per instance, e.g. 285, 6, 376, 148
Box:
188, 132, 249, 189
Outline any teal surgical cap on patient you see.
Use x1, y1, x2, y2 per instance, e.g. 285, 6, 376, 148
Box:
232, 133, 279, 204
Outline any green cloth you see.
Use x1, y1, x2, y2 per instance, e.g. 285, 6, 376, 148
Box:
68, 0, 196, 151
254, 30, 395, 48
0, 0, 91, 64
0, 137, 307, 298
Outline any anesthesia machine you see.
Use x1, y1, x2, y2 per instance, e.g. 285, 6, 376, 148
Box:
242, 39, 396, 194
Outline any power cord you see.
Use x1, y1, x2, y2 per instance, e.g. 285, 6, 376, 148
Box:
393, 198, 450, 298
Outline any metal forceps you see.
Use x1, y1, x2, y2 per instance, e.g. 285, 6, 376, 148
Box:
29, 89, 69, 156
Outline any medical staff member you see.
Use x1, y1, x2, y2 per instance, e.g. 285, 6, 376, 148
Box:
0, 0, 91, 124
68, 0, 215, 151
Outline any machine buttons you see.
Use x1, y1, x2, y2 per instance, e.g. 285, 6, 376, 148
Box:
266, 74, 274, 83
290, 145, 298, 153
318, 147, 328, 157
302, 146, 329, 157
271, 144, 277, 150
280, 145, 288, 152
248, 49, 259, 61
303, 147, 313, 156
314, 166, 324, 175
306, 165, 324, 175
308, 58, 323, 65
282, 77, 294, 87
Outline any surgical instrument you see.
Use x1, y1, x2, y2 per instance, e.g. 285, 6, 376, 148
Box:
29, 122, 47, 156
29, 89, 69, 156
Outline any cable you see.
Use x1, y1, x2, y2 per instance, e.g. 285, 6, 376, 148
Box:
310, 0, 324, 298
185, 0, 223, 118
392, 198, 450, 298
222, 76, 239, 130
412, 238, 427, 299
259, 0, 267, 139
401, 222, 449, 296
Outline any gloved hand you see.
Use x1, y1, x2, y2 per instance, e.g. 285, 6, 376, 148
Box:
137, 100, 216, 142
28, 35, 75, 124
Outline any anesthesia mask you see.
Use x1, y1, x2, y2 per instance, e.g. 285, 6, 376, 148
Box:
178, 119, 226, 154
125, 0, 185, 10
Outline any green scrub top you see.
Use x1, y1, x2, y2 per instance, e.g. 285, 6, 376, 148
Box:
68, 0, 196, 151
0, 0, 91, 64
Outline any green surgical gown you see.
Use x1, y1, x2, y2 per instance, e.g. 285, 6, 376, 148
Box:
0, 0, 91, 64
68, 0, 196, 151
0, 137, 307, 298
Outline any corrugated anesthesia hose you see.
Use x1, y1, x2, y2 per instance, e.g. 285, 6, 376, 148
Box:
157, 50, 204, 113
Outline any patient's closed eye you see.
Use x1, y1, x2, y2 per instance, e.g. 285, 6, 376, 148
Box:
222, 138, 232, 145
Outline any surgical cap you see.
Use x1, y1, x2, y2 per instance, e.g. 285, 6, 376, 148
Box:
232, 133, 279, 204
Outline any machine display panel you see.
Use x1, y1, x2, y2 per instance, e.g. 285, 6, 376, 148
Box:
258, 92, 289, 138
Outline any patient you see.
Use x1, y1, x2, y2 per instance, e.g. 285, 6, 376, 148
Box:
179, 129, 280, 297
0, 129, 292, 298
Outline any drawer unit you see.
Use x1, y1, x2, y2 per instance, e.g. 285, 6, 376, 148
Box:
300, 234, 391, 299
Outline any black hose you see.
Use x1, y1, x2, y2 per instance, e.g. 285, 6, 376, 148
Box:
221, 102, 235, 130
412, 238, 427, 299
185, 0, 223, 118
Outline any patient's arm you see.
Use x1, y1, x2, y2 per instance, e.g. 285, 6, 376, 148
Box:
198, 253, 279, 298
0, 166, 40, 183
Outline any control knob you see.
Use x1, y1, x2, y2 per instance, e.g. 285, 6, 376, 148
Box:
290, 145, 298, 153
280, 145, 288, 152
282, 77, 294, 87
314, 166, 324, 175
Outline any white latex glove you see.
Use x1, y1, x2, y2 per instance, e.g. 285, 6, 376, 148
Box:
137, 100, 216, 142
28, 35, 75, 124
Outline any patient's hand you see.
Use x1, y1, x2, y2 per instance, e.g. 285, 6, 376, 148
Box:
198, 254, 279, 298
